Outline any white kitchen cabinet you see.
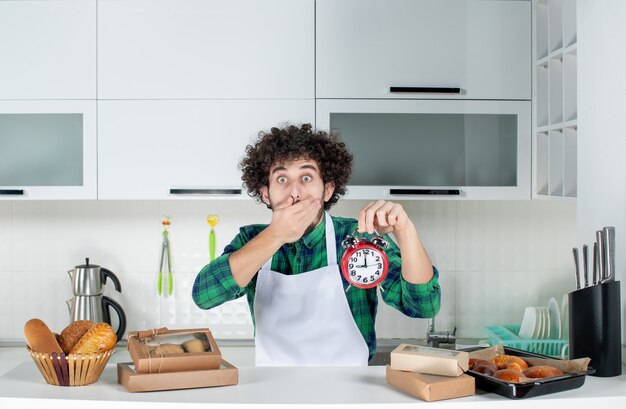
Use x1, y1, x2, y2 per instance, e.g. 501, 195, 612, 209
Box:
316, 0, 531, 100
0, 101, 97, 200
532, 0, 577, 200
98, 100, 315, 200
317, 99, 531, 200
0, 0, 96, 100
97, 0, 314, 100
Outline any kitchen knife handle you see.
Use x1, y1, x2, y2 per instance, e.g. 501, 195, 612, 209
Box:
389, 189, 460, 195
169, 188, 242, 195
390, 86, 462, 94
596, 230, 606, 280
0, 189, 24, 195
572, 247, 581, 289
593, 242, 599, 285
603, 226, 615, 281
582, 244, 589, 287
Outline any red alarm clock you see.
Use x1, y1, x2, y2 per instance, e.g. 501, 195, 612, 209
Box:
341, 230, 389, 290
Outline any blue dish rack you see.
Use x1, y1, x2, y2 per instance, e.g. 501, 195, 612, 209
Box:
483, 325, 569, 358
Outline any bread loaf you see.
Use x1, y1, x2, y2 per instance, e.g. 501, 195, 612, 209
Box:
24, 318, 63, 354
152, 343, 185, 355
59, 320, 96, 355
182, 338, 206, 353
70, 322, 117, 354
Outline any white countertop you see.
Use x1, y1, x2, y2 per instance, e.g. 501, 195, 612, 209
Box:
1, 347, 626, 408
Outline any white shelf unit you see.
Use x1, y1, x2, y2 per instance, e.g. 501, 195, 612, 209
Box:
533, 0, 577, 201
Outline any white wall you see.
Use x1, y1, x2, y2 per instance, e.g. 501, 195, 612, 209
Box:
577, 0, 626, 353
0, 199, 576, 342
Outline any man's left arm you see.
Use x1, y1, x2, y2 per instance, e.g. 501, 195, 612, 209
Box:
358, 200, 441, 317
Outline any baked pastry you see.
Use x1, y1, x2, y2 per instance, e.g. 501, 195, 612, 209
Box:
494, 368, 524, 383
468, 358, 479, 369
523, 365, 563, 379
59, 320, 96, 355
492, 355, 529, 371
182, 338, 206, 353
24, 318, 63, 354
152, 343, 185, 355
472, 359, 497, 376
70, 322, 117, 354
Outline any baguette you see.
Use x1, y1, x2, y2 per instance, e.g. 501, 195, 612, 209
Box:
24, 318, 63, 354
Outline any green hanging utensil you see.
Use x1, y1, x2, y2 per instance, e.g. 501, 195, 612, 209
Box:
207, 214, 220, 261
158, 215, 173, 296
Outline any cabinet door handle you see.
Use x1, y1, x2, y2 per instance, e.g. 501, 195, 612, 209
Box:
389, 87, 462, 94
169, 188, 242, 195
390, 189, 461, 196
0, 189, 24, 195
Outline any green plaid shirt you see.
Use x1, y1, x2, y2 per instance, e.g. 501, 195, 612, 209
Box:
192, 215, 440, 361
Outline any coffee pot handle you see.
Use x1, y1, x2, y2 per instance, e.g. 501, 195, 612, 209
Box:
101, 268, 122, 292
102, 296, 127, 342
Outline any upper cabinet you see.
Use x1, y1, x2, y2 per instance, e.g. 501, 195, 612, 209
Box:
317, 99, 531, 200
0, 100, 97, 200
98, 99, 314, 200
97, 0, 314, 99
0, 0, 96, 100
316, 0, 531, 100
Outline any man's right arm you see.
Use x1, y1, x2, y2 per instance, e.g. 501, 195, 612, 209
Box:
191, 220, 297, 309
227, 227, 285, 287
192, 226, 263, 310
192, 197, 322, 309
229, 197, 323, 287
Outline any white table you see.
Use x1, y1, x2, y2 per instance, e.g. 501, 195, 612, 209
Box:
1, 347, 625, 409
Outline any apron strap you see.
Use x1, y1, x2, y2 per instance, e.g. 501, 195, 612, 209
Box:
324, 212, 337, 266
260, 211, 337, 270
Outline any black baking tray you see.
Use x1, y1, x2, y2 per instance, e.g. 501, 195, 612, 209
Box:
463, 346, 595, 399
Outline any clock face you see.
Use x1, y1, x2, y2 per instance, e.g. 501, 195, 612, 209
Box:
342, 243, 389, 289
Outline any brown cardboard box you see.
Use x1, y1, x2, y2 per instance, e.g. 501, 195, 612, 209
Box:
127, 327, 221, 373
386, 365, 475, 402
390, 343, 469, 377
117, 359, 238, 392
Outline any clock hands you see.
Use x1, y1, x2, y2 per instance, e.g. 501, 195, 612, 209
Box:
355, 254, 369, 268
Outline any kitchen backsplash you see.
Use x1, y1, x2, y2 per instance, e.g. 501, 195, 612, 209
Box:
0, 199, 576, 342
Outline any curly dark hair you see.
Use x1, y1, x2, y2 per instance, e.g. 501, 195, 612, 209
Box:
240, 123, 353, 210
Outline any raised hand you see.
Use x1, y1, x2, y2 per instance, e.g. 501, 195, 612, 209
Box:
357, 200, 412, 235
268, 197, 323, 244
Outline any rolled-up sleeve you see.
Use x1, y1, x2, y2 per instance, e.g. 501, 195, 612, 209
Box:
396, 267, 441, 318
379, 231, 441, 318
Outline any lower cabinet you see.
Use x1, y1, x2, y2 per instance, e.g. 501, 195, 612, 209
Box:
97, 100, 315, 200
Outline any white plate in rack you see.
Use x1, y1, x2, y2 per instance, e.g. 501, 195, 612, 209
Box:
519, 307, 538, 339
533, 307, 545, 339
548, 297, 561, 339
543, 306, 551, 339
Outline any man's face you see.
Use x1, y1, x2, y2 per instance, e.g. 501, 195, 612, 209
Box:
260, 158, 335, 218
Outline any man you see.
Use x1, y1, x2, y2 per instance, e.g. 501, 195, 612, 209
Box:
192, 123, 440, 366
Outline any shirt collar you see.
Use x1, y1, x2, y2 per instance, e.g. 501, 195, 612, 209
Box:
300, 213, 326, 249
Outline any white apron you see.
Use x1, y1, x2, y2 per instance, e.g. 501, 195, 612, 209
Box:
254, 212, 369, 366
